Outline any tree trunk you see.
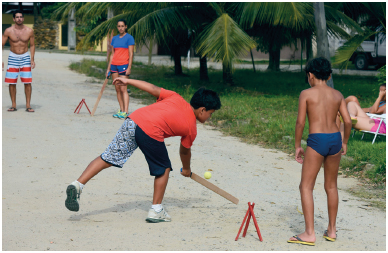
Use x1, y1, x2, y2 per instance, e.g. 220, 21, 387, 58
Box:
33, 3, 39, 24
267, 45, 280, 71
148, 35, 154, 65
250, 49, 256, 72
199, 56, 209, 81
106, 7, 114, 64
172, 45, 183, 75
314, 2, 334, 88
68, 7, 76, 51
222, 62, 234, 85
306, 34, 313, 62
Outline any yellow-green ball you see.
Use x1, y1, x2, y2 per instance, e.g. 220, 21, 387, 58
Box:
204, 171, 212, 179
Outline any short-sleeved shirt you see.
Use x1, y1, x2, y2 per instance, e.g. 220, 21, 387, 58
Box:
129, 88, 197, 148
111, 33, 135, 65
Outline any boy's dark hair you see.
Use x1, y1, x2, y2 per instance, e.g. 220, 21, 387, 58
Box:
190, 88, 221, 111
13, 10, 23, 18
305, 57, 332, 81
380, 83, 386, 87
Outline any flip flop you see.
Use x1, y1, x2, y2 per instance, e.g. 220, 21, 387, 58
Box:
26, 108, 34, 113
323, 230, 337, 242
7, 107, 17, 112
287, 235, 315, 246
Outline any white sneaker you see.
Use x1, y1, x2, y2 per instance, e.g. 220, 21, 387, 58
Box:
145, 207, 172, 223
65, 181, 82, 212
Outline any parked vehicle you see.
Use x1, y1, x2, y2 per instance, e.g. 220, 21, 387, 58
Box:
340, 32, 386, 70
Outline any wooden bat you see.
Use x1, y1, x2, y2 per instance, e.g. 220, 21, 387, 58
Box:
91, 74, 110, 116
190, 172, 239, 205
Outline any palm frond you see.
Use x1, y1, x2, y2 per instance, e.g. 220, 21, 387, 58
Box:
333, 29, 377, 70
51, 2, 85, 21
324, 4, 364, 34
326, 20, 351, 40
236, 2, 314, 32
82, 4, 195, 50
195, 13, 256, 70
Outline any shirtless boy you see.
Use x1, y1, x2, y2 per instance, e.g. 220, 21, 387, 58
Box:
288, 57, 352, 246
2, 10, 35, 112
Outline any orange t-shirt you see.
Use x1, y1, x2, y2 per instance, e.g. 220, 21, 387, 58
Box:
129, 88, 197, 148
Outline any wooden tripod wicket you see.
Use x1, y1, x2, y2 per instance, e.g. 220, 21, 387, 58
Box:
74, 98, 91, 115
235, 202, 263, 241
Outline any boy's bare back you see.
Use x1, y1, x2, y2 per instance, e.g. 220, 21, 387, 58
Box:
301, 85, 344, 134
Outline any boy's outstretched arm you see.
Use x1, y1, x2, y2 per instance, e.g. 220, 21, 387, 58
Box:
338, 97, 352, 155
113, 77, 161, 98
295, 91, 307, 164
179, 143, 192, 177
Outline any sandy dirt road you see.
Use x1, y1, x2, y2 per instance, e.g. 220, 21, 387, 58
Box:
2, 51, 385, 251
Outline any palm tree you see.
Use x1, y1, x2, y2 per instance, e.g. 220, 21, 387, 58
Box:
193, 3, 256, 84
332, 2, 386, 70
236, 3, 315, 71
53, 3, 195, 75
53, 3, 257, 84
235, 2, 357, 73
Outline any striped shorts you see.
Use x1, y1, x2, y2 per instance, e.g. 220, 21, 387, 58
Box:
5, 51, 32, 84
101, 118, 138, 168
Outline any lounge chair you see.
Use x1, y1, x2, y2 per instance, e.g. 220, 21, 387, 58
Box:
356, 113, 386, 144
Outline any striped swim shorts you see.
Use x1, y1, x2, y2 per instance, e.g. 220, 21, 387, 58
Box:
5, 51, 32, 84
101, 118, 139, 168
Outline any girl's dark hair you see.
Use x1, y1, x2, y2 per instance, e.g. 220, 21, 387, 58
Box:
190, 88, 221, 110
117, 19, 127, 33
305, 57, 332, 81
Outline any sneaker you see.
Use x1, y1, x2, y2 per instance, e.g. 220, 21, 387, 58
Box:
117, 111, 128, 119
145, 207, 172, 223
65, 181, 82, 212
113, 110, 121, 118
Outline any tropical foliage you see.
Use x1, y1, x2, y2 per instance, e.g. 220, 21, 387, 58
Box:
332, 2, 386, 69
52, 2, 384, 81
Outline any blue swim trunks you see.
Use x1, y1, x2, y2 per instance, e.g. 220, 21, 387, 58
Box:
307, 132, 342, 157
110, 64, 129, 75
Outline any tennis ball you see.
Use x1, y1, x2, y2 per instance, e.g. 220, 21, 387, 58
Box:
204, 171, 212, 179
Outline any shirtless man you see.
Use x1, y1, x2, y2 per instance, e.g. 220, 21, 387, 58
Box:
287, 57, 352, 246
2, 10, 35, 112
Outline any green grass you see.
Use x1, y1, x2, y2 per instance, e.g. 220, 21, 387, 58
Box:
239, 58, 381, 71
69, 59, 386, 189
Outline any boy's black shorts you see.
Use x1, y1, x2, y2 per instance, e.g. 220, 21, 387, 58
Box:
101, 118, 172, 176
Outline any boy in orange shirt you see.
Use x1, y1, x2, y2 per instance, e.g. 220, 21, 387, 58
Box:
65, 78, 221, 223
288, 57, 352, 246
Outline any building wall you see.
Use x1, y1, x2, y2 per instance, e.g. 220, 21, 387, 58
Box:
2, 13, 34, 24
